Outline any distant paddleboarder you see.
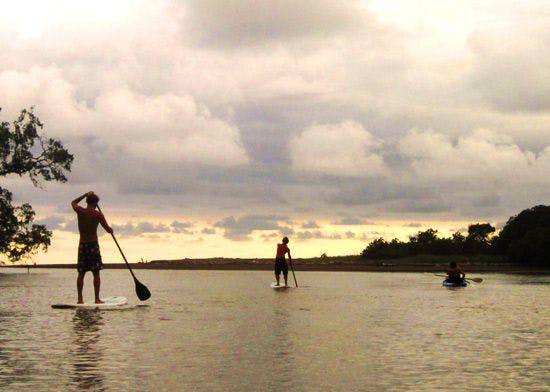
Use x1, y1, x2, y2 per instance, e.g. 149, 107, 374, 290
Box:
72, 191, 113, 304
274, 237, 292, 287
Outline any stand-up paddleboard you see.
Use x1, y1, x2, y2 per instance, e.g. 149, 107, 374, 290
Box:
51, 296, 128, 309
270, 282, 290, 290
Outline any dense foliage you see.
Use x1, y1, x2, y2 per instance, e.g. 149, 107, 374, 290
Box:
496, 205, 550, 266
361, 206, 549, 267
361, 223, 497, 259
0, 108, 73, 262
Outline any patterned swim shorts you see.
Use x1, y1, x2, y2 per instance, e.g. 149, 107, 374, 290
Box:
77, 242, 103, 273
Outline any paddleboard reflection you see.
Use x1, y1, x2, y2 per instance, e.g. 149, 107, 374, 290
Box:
71, 309, 105, 390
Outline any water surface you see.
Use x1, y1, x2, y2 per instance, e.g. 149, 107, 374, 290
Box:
1, 268, 548, 391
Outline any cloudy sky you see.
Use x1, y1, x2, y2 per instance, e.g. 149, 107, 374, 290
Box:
1, 0, 549, 263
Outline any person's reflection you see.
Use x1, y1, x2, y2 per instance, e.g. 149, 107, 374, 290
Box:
270, 297, 295, 386
70, 309, 105, 391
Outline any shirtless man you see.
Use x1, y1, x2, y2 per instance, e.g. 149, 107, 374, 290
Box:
274, 237, 291, 287
72, 192, 113, 304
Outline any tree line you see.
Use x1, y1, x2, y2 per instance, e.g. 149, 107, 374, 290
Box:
361, 205, 550, 267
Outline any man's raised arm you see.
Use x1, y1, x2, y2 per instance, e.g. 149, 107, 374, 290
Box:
71, 192, 89, 211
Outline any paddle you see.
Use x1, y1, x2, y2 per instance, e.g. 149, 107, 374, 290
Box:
97, 205, 151, 301
288, 258, 298, 287
466, 277, 483, 283
434, 274, 483, 283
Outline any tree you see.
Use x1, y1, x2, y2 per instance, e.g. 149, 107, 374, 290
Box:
495, 205, 550, 266
467, 223, 495, 242
408, 228, 439, 254
465, 223, 496, 253
0, 108, 73, 261
507, 227, 550, 266
361, 237, 409, 259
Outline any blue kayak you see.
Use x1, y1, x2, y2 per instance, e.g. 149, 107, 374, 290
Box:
442, 279, 468, 288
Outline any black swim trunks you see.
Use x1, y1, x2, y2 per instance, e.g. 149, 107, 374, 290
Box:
274, 257, 288, 275
77, 242, 103, 273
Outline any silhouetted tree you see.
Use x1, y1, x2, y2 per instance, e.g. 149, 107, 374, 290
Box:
464, 223, 496, 253
451, 231, 466, 253
495, 205, 550, 266
0, 108, 73, 261
361, 237, 408, 259
360, 206, 548, 266
408, 228, 438, 254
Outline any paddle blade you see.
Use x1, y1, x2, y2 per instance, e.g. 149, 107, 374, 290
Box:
469, 277, 483, 283
135, 278, 151, 301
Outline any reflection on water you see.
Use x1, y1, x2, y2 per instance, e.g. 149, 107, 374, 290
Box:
0, 269, 548, 391
71, 309, 105, 391
0, 310, 35, 388
270, 295, 295, 387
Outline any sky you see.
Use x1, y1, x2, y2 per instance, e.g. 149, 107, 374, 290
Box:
1, 0, 549, 264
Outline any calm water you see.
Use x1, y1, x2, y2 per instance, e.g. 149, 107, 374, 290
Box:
0, 268, 548, 391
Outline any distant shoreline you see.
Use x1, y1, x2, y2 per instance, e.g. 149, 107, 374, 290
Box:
2, 256, 548, 274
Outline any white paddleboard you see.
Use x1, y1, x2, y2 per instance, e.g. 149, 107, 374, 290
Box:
51, 296, 128, 309
271, 282, 290, 290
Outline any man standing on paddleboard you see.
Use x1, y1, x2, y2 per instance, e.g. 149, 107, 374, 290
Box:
72, 191, 113, 304
274, 237, 291, 287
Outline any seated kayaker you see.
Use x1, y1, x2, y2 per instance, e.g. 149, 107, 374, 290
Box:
446, 262, 465, 283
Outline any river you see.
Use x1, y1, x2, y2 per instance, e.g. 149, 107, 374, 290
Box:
0, 268, 548, 391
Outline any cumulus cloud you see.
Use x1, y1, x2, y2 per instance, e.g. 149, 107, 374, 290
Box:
289, 121, 388, 177
214, 215, 288, 240
111, 222, 170, 236
181, 0, 367, 48
35, 215, 74, 231
345, 231, 355, 238
0, 65, 251, 195
332, 217, 371, 225
93, 89, 250, 166
171, 221, 195, 234
296, 230, 342, 240
397, 128, 550, 185
301, 220, 319, 229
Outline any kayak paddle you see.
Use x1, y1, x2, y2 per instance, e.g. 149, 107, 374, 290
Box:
434, 274, 483, 283
465, 277, 483, 283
